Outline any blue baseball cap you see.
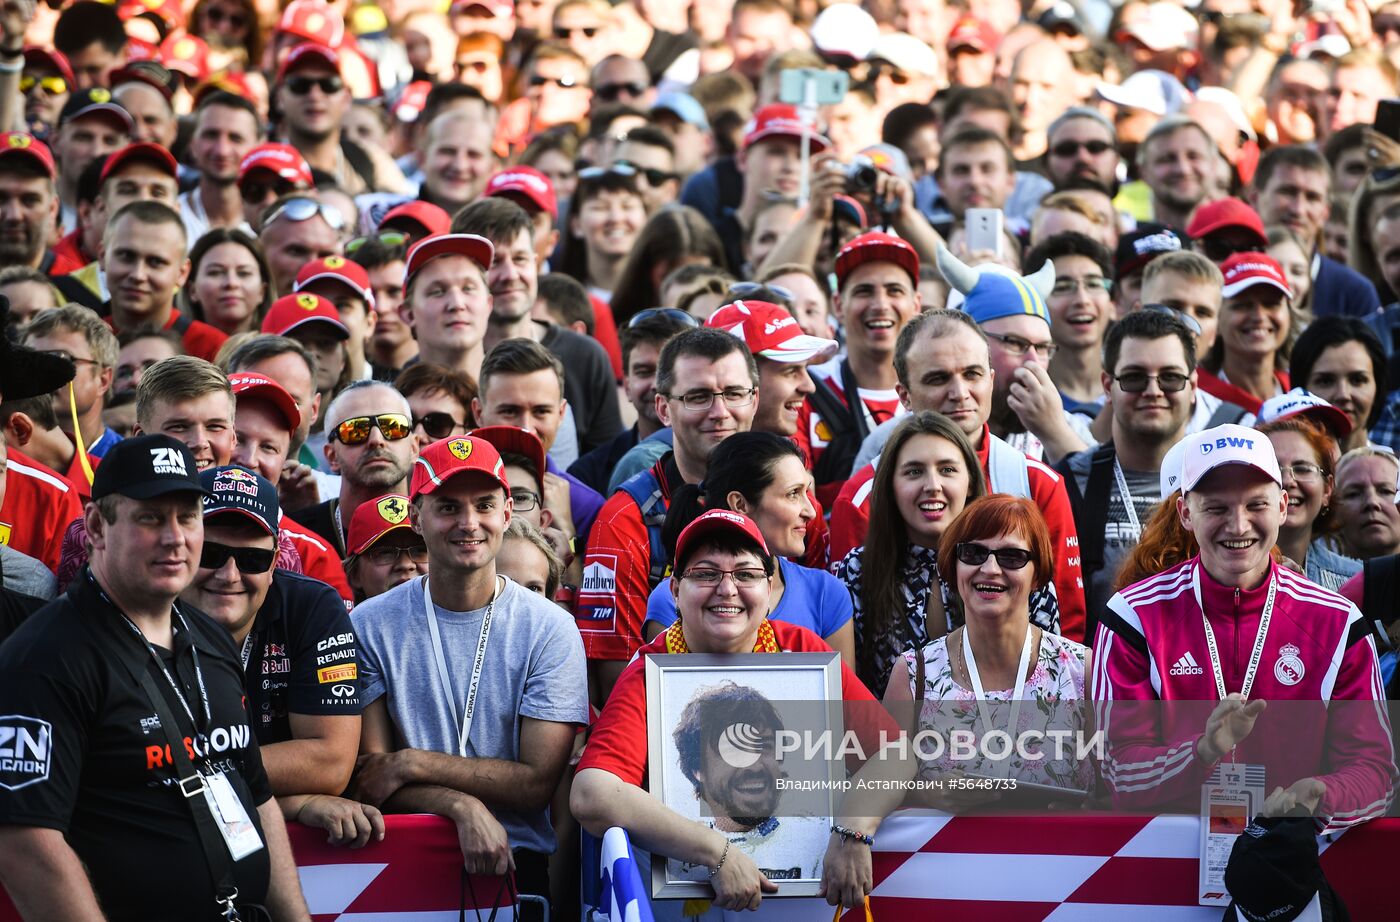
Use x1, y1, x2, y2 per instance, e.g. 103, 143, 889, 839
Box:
652, 92, 709, 132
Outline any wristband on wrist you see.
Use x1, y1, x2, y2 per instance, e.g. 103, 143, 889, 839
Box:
0, 58, 20, 73
708, 839, 731, 879
831, 824, 874, 846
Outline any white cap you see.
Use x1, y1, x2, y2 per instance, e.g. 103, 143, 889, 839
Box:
1194, 86, 1257, 141
1123, 3, 1199, 52
810, 3, 879, 63
1256, 387, 1353, 438
1160, 439, 1188, 497
1181, 424, 1282, 493
870, 32, 939, 78
1096, 70, 1190, 116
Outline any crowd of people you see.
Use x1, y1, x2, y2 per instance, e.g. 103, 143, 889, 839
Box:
0, 0, 1399, 919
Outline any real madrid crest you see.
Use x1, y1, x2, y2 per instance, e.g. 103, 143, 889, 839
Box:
377, 495, 408, 524
1273, 643, 1304, 686
448, 438, 473, 460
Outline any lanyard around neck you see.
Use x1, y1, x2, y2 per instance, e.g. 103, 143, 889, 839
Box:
422, 574, 500, 758
1193, 564, 1277, 701
1113, 456, 1142, 537
961, 623, 1036, 775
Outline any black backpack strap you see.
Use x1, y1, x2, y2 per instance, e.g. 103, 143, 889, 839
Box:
1205, 399, 1249, 428
171, 311, 193, 335
49, 273, 105, 312
806, 362, 864, 487
838, 359, 872, 443
1056, 443, 1117, 640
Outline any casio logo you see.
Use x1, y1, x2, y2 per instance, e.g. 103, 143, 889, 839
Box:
317, 633, 354, 652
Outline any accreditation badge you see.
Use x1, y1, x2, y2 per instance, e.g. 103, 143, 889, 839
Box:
204, 771, 265, 860
1198, 762, 1265, 906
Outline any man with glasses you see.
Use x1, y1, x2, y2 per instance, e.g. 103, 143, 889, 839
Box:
473, 425, 582, 590
395, 363, 476, 443
1186, 197, 1269, 266
551, 0, 619, 68
258, 194, 345, 296
181, 465, 379, 845
590, 54, 653, 109
19, 48, 73, 140
1058, 309, 1198, 633
521, 42, 593, 134
238, 143, 315, 234
289, 381, 419, 558
274, 43, 378, 196
343, 492, 428, 602
1024, 232, 1116, 424
295, 256, 378, 383
580, 328, 758, 701
179, 91, 262, 245
610, 126, 679, 212
21, 304, 121, 462
1249, 145, 1381, 319
1044, 107, 1121, 196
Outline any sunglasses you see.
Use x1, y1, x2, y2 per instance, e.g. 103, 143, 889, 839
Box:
413, 411, 465, 440
285, 75, 345, 96
263, 196, 346, 231
1111, 370, 1191, 393
20, 75, 67, 95
347, 230, 408, 254
201, 540, 275, 574
240, 178, 299, 205
596, 81, 647, 102
613, 160, 677, 187
553, 25, 599, 39
626, 307, 700, 329
1139, 302, 1203, 336
330, 413, 413, 444
1199, 237, 1258, 263
955, 542, 1033, 570
1050, 139, 1114, 158
725, 281, 795, 305
529, 73, 581, 89
205, 7, 247, 29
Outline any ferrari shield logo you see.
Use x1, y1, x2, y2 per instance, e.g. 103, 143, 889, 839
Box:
296, 294, 319, 310
377, 496, 408, 524
448, 438, 473, 460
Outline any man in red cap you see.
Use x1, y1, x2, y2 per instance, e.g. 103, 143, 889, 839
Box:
484, 166, 560, 267
1186, 197, 1269, 265
946, 15, 998, 87
0, 131, 60, 273
342, 493, 427, 602
180, 91, 263, 243
101, 200, 228, 361
295, 256, 377, 383
274, 43, 362, 194
1195, 252, 1296, 415
351, 434, 587, 914
796, 231, 920, 508
19, 48, 75, 139
399, 232, 497, 381
379, 200, 451, 244
238, 143, 315, 232
261, 292, 351, 439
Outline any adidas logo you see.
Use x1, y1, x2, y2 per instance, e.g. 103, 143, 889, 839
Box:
1169, 651, 1204, 676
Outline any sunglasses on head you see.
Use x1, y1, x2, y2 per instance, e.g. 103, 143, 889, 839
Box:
726, 281, 795, 305
1139, 302, 1203, 336
20, 75, 67, 95
612, 160, 677, 187
955, 542, 1033, 570
285, 74, 345, 96
263, 196, 346, 231
347, 230, 408, 254
596, 81, 647, 102
1050, 139, 1114, 158
413, 411, 465, 440
578, 163, 637, 181
330, 413, 413, 444
626, 307, 700, 329
201, 540, 275, 574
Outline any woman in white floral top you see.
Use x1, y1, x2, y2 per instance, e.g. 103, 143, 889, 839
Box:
887, 494, 1093, 808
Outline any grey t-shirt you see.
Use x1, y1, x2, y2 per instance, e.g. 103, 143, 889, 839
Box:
352, 575, 589, 854
1064, 448, 1162, 624
0, 545, 56, 600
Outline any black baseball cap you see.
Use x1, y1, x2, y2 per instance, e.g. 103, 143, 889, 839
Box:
1223, 815, 1348, 922
91, 435, 208, 501
1115, 223, 1181, 279
201, 466, 280, 536
58, 87, 134, 132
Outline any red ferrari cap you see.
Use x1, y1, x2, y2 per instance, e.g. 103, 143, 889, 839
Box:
484, 167, 558, 220
229, 372, 301, 433
404, 234, 495, 289
239, 143, 314, 187
261, 292, 351, 339
119, 0, 185, 30
674, 509, 770, 573
0, 132, 55, 178
706, 300, 838, 364
347, 493, 416, 555
22, 47, 75, 86
276, 42, 340, 84
1221, 252, 1292, 300
295, 255, 375, 309
469, 426, 546, 491
160, 34, 210, 82
278, 0, 346, 47
947, 15, 1000, 53
835, 231, 920, 288
381, 200, 452, 238
411, 435, 511, 499
742, 104, 829, 152
99, 142, 177, 184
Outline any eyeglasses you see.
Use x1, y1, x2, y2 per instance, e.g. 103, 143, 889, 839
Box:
39, 349, 102, 368
263, 196, 346, 232
364, 543, 429, 567
330, 413, 413, 444
955, 542, 1033, 570
665, 387, 757, 411
984, 331, 1058, 359
1049, 139, 1114, 158
205, 6, 247, 29
680, 566, 769, 587
1281, 461, 1325, 483
613, 160, 677, 187
529, 73, 582, 89
200, 540, 275, 574
1050, 276, 1111, 297
578, 163, 637, 181
240, 178, 299, 205
284, 75, 345, 96
553, 25, 599, 39
20, 75, 67, 95
510, 489, 541, 512
1111, 371, 1191, 393
1139, 302, 1203, 337
725, 281, 795, 305
596, 82, 647, 102
347, 231, 408, 254
413, 412, 465, 441
626, 307, 699, 329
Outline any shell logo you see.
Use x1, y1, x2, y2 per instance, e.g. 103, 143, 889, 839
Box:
7, 134, 30, 149
377, 495, 409, 524
296, 294, 320, 310
324, 256, 345, 268
448, 438, 473, 460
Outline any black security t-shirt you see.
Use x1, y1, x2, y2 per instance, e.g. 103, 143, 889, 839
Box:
0, 572, 272, 921
243, 571, 361, 745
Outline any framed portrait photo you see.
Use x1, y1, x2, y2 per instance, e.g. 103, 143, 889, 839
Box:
644, 652, 843, 899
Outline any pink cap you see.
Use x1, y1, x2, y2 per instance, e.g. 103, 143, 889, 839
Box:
674, 509, 770, 572
261, 292, 351, 340
1181, 424, 1282, 492
295, 255, 375, 309
238, 143, 314, 187
705, 300, 838, 363
99, 141, 177, 184
835, 231, 920, 288
485, 167, 558, 220
1186, 197, 1267, 245
742, 104, 829, 152
411, 436, 511, 499
1221, 252, 1292, 299
229, 372, 301, 432
404, 233, 495, 289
